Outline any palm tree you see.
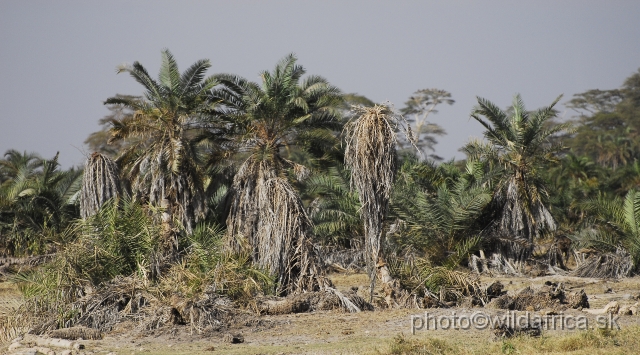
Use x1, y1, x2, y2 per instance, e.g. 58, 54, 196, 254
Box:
211, 54, 343, 295
578, 190, 640, 270
105, 49, 221, 255
305, 165, 362, 248
463, 94, 571, 261
391, 159, 491, 265
0, 152, 81, 255
84, 96, 137, 159
343, 104, 415, 303
0, 150, 43, 187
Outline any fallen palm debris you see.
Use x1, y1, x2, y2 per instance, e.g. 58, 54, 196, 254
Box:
486, 281, 589, 311
571, 249, 632, 279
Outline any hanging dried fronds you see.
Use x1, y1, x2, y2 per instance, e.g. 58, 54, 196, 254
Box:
226, 157, 327, 295
80, 153, 120, 219
130, 152, 205, 239
344, 104, 415, 299
217, 54, 341, 295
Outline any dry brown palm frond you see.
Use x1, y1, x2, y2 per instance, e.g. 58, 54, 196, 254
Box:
387, 254, 484, 307
343, 104, 415, 299
256, 288, 372, 315
49, 326, 103, 340
571, 248, 632, 278
226, 156, 328, 295
547, 243, 567, 270
0, 314, 29, 344
80, 152, 120, 219
129, 150, 206, 239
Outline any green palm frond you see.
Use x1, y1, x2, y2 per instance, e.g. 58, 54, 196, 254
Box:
158, 49, 181, 92
391, 158, 490, 265
305, 166, 361, 247
570, 228, 618, 253
128, 61, 163, 100
580, 190, 640, 267
57, 167, 83, 204
180, 59, 211, 93
624, 190, 640, 237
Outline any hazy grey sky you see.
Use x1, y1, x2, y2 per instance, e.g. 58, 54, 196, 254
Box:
1, 1, 639, 167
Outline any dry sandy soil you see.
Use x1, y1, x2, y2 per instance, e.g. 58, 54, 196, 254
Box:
3, 272, 640, 355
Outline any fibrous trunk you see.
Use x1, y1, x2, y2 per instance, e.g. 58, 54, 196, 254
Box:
493, 177, 556, 262
226, 158, 326, 295
131, 154, 205, 255
80, 152, 120, 218
344, 105, 402, 301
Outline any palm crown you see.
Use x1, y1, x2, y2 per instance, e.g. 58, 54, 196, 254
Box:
105, 49, 220, 238
211, 54, 342, 168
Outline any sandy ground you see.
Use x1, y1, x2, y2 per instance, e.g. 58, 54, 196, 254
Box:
3, 273, 640, 354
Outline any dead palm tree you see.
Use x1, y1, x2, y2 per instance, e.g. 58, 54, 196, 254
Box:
211, 54, 342, 295
105, 49, 219, 255
343, 104, 415, 304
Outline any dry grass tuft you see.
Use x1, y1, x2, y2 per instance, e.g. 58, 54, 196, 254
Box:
381, 326, 640, 355
386, 334, 459, 355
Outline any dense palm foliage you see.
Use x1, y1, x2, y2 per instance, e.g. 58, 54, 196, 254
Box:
305, 166, 361, 248
4, 49, 640, 330
578, 190, 640, 266
0, 151, 81, 255
391, 159, 491, 265
463, 95, 571, 260
105, 49, 224, 253
210, 53, 343, 168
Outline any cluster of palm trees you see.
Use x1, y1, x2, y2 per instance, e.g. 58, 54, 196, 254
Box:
0, 151, 81, 255
3, 50, 640, 304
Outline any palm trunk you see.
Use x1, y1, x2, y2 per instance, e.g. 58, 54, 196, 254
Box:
344, 105, 414, 303
226, 157, 328, 295
80, 152, 120, 218
160, 197, 178, 258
